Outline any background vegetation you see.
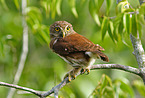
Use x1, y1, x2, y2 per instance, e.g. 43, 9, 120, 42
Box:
0, 0, 145, 97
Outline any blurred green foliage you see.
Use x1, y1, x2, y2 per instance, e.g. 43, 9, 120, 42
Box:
0, 0, 145, 97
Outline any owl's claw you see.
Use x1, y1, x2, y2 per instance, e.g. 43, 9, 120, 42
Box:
64, 72, 76, 81
64, 68, 81, 81
80, 68, 90, 75
64, 67, 90, 81
81, 69, 85, 74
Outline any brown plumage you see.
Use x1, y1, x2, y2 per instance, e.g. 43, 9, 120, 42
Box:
49, 21, 109, 81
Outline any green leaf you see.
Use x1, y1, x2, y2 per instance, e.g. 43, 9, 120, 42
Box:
120, 81, 134, 98
118, 21, 124, 36
71, 7, 78, 18
131, 14, 137, 37
133, 80, 145, 97
101, 16, 108, 40
113, 13, 124, 41
138, 14, 145, 24
89, 0, 100, 26
139, 3, 145, 15
89, 74, 115, 98
39, 30, 50, 44
89, 0, 95, 16
56, 0, 62, 16
123, 13, 131, 34
1, 0, 9, 10
40, 1, 51, 18
97, 0, 104, 10
137, 22, 142, 38
108, 21, 115, 42
14, 0, 20, 9
26, 7, 42, 21
114, 13, 124, 26
116, 1, 129, 13
114, 79, 134, 98
113, 26, 119, 41
127, 0, 140, 8
116, 1, 123, 14
69, 0, 78, 18
105, 75, 112, 86
101, 74, 108, 90
124, 8, 135, 12
96, 0, 104, 13
0, 41, 4, 56
51, 0, 57, 19
93, 13, 101, 26
106, 0, 112, 15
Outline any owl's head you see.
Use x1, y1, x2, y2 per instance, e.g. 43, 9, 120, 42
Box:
50, 21, 74, 39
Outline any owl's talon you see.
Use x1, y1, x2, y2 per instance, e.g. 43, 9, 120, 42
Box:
80, 68, 90, 75
81, 69, 85, 74
64, 68, 79, 81
73, 75, 76, 79
86, 69, 90, 75
68, 75, 71, 81
65, 74, 76, 81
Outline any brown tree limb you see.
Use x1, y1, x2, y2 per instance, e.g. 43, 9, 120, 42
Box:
0, 64, 141, 98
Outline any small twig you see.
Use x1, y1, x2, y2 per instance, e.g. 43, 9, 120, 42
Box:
109, 11, 139, 19
0, 64, 141, 98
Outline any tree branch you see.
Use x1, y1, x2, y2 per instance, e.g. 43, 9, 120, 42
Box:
7, 0, 28, 97
130, 34, 145, 84
0, 82, 41, 97
130, 34, 145, 69
90, 64, 140, 75
1, 64, 141, 98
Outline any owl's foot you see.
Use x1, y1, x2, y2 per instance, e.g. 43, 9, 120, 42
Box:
80, 68, 90, 75
64, 67, 81, 81
64, 72, 76, 81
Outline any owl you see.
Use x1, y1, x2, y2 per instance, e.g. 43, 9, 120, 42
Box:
49, 21, 109, 81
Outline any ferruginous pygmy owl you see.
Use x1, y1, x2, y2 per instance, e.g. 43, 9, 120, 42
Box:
49, 21, 109, 81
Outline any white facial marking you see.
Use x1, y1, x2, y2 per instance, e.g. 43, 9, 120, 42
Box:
53, 39, 58, 45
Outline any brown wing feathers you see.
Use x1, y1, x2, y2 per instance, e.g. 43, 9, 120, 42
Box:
50, 33, 109, 62
64, 33, 105, 51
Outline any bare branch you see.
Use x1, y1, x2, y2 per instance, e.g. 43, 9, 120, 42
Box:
7, 0, 28, 97
0, 82, 41, 97
91, 64, 140, 75
0, 64, 140, 98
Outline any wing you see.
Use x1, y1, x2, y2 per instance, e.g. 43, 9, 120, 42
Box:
50, 33, 109, 62
64, 33, 105, 52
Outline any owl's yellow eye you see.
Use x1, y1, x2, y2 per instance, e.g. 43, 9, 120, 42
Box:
66, 27, 70, 31
55, 27, 60, 31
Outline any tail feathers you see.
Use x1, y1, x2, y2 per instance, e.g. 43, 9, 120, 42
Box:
95, 51, 109, 62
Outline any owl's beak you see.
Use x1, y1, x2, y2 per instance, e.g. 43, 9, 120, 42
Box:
63, 31, 65, 38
